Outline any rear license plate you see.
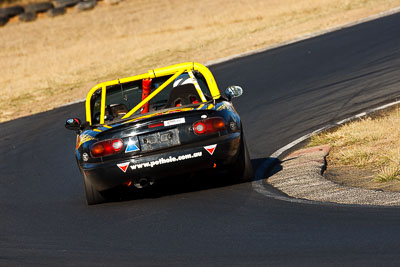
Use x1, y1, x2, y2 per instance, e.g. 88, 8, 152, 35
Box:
139, 128, 180, 152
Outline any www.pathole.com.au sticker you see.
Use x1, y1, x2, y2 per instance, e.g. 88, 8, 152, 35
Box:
117, 151, 203, 172
116, 144, 218, 172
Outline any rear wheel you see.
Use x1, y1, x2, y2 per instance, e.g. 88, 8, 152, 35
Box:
229, 133, 253, 182
82, 171, 107, 205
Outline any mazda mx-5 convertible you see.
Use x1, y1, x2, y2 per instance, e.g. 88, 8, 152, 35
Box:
66, 62, 253, 204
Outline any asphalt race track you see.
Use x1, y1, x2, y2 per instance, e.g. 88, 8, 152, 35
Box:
1, 12, 400, 266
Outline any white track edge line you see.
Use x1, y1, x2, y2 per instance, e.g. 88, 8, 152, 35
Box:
271, 99, 400, 159
253, 99, 400, 202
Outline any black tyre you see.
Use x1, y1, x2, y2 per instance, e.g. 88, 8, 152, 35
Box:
25, 2, 54, 13
75, 0, 97, 11
82, 172, 107, 205
0, 5, 24, 18
229, 132, 254, 182
53, 0, 80, 8
46, 7, 66, 17
19, 12, 37, 22
0, 15, 9, 27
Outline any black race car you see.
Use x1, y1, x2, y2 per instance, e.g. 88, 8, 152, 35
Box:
66, 62, 253, 204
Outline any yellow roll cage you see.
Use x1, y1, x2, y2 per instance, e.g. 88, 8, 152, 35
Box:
85, 62, 221, 125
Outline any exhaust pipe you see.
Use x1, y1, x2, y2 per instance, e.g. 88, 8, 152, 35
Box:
133, 177, 154, 189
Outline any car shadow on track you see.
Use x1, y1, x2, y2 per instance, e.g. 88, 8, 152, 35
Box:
102, 159, 275, 203
251, 157, 282, 181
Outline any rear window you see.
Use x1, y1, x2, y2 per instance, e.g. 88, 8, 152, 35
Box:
90, 71, 212, 124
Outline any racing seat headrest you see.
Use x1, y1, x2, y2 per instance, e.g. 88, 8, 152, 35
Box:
165, 84, 201, 108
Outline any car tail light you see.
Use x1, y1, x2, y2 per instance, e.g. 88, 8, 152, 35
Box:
91, 139, 124, 157
148, 122, 164, 128
193, 117, 226, 135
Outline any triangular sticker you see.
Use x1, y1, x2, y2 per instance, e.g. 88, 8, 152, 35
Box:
204, 144, 217, 155
125, 142, 139, 153
117, 162, 130, 173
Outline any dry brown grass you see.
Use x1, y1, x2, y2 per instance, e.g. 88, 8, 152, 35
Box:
1, 0, 400, 122
309, 107, 400, 182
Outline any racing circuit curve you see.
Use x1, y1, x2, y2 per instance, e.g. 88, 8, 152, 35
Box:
1, 10, 400, 266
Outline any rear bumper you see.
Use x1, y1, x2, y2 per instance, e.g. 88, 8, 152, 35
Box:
81, 133, 241, 191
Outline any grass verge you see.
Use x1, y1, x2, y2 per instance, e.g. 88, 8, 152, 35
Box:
309, 105, 400, 183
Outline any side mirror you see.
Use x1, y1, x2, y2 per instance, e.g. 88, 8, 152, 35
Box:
65, 118, 82, 132
225, 86, 243, 101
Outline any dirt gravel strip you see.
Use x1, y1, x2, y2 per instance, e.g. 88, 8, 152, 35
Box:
267, 145, 400, 206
